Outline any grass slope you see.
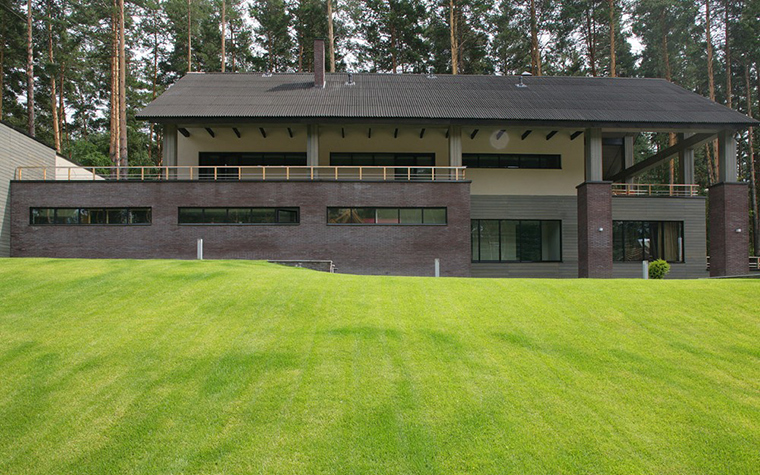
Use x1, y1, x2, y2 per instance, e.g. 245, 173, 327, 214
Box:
0, 259, 759, 475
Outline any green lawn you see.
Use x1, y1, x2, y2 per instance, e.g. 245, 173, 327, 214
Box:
0, 259, 759, 474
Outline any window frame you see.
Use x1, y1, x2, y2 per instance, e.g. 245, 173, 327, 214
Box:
326, 207, 448, 226
613, 220, 684, 263
177, 207, 300, 225
471, 219, 563, 263
462, 153, 562, 170
198, 152, 308, 180
29, 207, 152, 226
329, 152, 435, 167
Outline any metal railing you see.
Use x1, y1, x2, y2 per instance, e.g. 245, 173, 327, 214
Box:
612, 183, 700, 197
15, 165, 468, 182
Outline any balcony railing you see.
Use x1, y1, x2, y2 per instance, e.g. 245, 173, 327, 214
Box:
15, 165, 468, 182
612, 183, 700, 197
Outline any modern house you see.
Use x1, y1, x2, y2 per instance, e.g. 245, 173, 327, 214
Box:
9, 40, 758, 277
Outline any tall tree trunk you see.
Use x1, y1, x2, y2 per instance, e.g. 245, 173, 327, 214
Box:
746, 63, 759, 254
705, 0, 718, 183
118, 0, 127, 172
585, 7, 597, 76
59, 65, 68, 155
109, 2, 119, 171
150, 10, 158, 164
326, 0, 335, 72
230, 22, 236, 72
268, 35, 273, 72
660, 11, 671, 82
660, 11, 675, 184
530, 0, 541, 75
187, 0, 192, 73
297, 30, 302, 72
221, 0, 225, 72
390, 23, 397, 74
725, 0, 731, 109
26, 0, 35, 136
449, 0, 457, 74
47, 1, 60, 152
609, 0, 616, 77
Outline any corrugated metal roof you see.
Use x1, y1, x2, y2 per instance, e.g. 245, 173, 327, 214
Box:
136, 73, 757, 128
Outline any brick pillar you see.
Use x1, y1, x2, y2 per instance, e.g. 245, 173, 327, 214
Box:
709, 182, 749, 276
577, 181, 613, 278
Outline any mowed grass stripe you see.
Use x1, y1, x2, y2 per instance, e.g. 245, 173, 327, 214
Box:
0, 258, 758, 475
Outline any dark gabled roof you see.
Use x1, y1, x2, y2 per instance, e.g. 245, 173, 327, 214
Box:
136, 73, 758, 129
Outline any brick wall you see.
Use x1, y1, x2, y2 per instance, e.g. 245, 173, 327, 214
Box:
709, 182, 749, 276
10, 180, 472, 277
577, 182, 613, 278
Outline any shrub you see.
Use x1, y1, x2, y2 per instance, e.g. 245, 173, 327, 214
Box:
649, 259, 671, 279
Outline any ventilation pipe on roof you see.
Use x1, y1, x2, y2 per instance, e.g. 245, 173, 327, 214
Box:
346, 72, 355, 86
314, 39, 326, 88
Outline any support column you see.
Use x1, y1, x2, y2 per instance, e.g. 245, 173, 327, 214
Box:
709, 129, 748, 276
578, 129, 612, 278
584, 128, 603, 181
677, 133, 695, 184
307, 124, 319, 166
718, 129, 738, 182
448, 125, 462, 167
624, 135, 634, 184
577, 182, 613, 278
162, 124, 177, 167
709, 183, 749, 276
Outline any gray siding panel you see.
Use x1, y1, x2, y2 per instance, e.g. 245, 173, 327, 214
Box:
471, 194, 708, 279
611, 196, 708, 279
470, 195, 578, 278
0, 123, 56, 256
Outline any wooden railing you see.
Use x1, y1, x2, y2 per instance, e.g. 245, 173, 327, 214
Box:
612, 183, 700, 197
15, 165, 468, 182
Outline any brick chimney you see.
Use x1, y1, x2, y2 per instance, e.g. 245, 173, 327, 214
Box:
314, 39, 325, 89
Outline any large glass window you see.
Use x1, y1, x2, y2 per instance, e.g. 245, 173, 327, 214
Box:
462, 154, 561, 169
613, 221, 684, 262
178, 208, 299, 225
198, 152, 307, 179
471, 220, 562, 262
30, 208, 151, 225
330, 153, 435, 180
327, 207, 447, 225
330, 153, 434, 167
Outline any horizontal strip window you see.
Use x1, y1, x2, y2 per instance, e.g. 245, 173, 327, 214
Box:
331, 153, 436, 181
327, 207, 446, 225
199, 152, 307, 167
178, 207, 299, 225
30, 208, 151, 225
472, 220, 562, 262
330, 153, 435, 167
463, 153, 561, 169
614, 221, 684, 262
199, 152, 307, 180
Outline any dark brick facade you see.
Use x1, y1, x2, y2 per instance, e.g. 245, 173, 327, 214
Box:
577, 181, 613, 278
10, 181, 472, 277
709, 182, 749, 276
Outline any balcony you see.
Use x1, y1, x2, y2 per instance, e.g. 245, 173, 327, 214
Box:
15, 165, 468, 182
612, 183, 700, 197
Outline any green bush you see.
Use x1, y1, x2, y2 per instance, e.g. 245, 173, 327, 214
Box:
649, 259, 671, 279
